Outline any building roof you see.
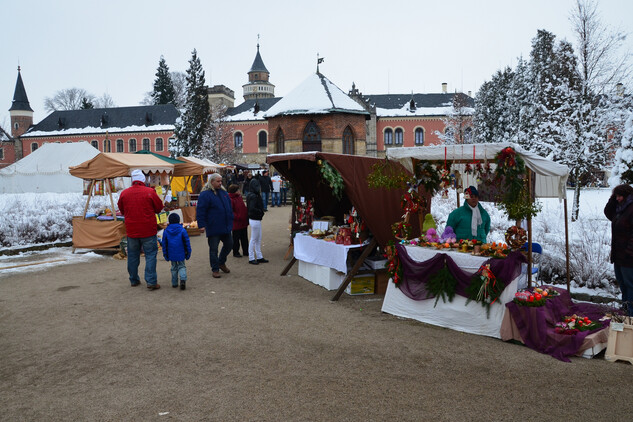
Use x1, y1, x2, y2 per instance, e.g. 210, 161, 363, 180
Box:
0, 126, 12, 142
226, 98, 282, 121
22, 104, 179, 138
9, 68, 33, 112
365, 92, 474, 117
263, 72, 369, 119
249, 45, 269, 74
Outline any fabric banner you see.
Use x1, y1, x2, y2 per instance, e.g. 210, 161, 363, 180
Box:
396, 244, 526, 301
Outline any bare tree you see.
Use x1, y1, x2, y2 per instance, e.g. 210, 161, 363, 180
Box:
94, 93, 116, 109
435, 93, 474, 144
44, 88, 95, 113
201, 103, 237, 164
170, 71, 187, 109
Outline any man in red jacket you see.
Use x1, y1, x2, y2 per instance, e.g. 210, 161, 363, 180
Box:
117, 169, 164, 290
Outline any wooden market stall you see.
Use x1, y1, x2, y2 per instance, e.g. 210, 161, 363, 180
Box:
68, 153, 175, 252
267, 152, 419, 300
171, 156, 226, 223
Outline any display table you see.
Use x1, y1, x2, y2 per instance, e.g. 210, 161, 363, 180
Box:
293, 233, 363, 290
381, 245, 524, 338
72, 216, 126, 250
502, 287, 610, 362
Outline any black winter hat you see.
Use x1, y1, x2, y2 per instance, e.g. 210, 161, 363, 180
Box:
168, 213, 180, 224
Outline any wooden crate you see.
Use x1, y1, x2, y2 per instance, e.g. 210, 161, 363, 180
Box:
605, 318, 633, 365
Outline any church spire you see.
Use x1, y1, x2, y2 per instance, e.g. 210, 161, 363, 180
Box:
243, 36, 275, 101
9, 66, 34, 138
9, 66, 33, 113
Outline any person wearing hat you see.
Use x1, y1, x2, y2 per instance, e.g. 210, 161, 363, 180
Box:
162, 213, 192, 290
445, 185, 491, 243
117, 169, 165, 290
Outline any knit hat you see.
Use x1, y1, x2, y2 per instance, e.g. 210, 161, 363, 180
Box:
168, 213, 180, 224
131, 169, 146, 183
464, 186, 479, 197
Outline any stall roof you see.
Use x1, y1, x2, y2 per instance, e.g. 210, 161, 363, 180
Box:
267, 152, 419, 247
69, 153, 175, 179
173, 156, 223, 176
386, 143, 570, 199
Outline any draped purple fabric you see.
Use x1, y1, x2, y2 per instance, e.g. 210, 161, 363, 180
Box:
505, 287, 610, 362
396, 244, 526, 301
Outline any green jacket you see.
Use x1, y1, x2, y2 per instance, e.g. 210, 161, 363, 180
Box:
445, 201, 491, 243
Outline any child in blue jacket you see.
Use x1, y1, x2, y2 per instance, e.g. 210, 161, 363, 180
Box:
162, 213, 192, 290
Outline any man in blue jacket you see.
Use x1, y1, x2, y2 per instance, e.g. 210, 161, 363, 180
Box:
196, 173, 234, 278
446, 186, 491, 243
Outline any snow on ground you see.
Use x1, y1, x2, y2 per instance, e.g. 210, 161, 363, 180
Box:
0, 248, 109, 278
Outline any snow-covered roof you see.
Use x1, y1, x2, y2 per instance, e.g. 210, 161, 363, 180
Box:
263, 73, 369, 118
387, 143, 570, 199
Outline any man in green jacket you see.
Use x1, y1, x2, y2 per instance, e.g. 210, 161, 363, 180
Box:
445, 186, 490, 243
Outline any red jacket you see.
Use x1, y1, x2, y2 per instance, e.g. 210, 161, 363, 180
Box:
117, 181, 164, 238
229, 192, 249, 230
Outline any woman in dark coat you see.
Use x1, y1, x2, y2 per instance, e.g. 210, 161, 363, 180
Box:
246, 178, 267, 265
604, 184, 633, 316
228, 184, 249, 258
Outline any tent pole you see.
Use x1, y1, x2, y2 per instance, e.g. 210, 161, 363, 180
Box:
81, 180, 95, 220
526, 168, 533, 289
564, 197, 570, 292
106, 178, 117, 223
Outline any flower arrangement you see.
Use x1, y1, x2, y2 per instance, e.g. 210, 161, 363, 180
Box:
513, 289, 548, 307
492, 147, 541, 221
392, 221, 412, 240
384, 241, 402, 286
439, 226, 457, 244
466, 264, 504, 317
424, 228, 440, 243
479, 242, 510, 258
555, 314, 602, 335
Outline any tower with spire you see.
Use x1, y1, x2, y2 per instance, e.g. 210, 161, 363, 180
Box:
9, 66, 33, 139
242, 37, 275, 101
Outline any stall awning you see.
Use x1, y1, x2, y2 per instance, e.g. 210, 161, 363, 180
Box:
173, 156, 223, 176
69, 153, 175, 179
386, 143, 569, 199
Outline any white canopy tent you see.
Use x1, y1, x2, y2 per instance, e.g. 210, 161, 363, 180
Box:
386, 142, 571, 289
0, 142, 100, 193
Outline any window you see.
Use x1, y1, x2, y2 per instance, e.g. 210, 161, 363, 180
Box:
234, 132, 243, 148
155, 138, 164, 152
415, 128, 425, 145
14, 122, 19, 131
116, 139, 124, 152
258, 131, 267, 148
302, 121, 321, 152
103, 138, 111, 152
91, 140, 99, 149
142, 138, 150, 151
129, 138, 137, 152
394, 128, 403, 145
0, 148, 4, 160
384, 128, 393, 146
31, 143, 38, 152
342, 126, 354, 155
275, 129, 284, 153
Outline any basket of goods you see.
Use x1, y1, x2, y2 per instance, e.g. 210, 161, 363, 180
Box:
185, 221, 201, 236
505, 225, 527, 250
310, 229, 326, 239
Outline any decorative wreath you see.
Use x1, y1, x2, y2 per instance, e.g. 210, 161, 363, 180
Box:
400, 190, 422, 214
505, 225, 527, 250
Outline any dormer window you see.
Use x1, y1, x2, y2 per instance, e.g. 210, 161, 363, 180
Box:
101, 114, 109, 126
57, 118, 66, 128
145, 112, 153, 124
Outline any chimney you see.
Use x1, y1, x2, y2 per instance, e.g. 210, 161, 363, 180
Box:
616, 83, 624, 97
442, 83, 447, 94
468, 90, 472, 97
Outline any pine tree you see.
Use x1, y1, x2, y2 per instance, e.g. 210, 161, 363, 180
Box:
80, 97, 94, 109
151, 56, 176, 106
171, 49, 210, 157
473, 67, 514, 144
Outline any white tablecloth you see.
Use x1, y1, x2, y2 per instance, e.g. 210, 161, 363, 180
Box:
381, 245, 520, 339
293, 233, 362, 274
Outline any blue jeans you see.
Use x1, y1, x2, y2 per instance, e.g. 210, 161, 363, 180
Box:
271, 192, 280, 206
280, 188, 287, 205
127, 235, 158, 286
170, 261, 187, 286
614, 264, 633, 316
207, 233, 233, 273
261, 191, 269, 210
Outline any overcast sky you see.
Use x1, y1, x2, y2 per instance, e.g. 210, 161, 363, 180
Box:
2, 0, 632, 128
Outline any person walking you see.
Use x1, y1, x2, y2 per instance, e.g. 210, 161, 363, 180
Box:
270, 172, 282, 207
196, 173, 234, 279
117, 169, 164, 290
604, 183, 633, 316
280, 176, 289, 206
242, 171, 253, 195
228, 184, 249, 258
246, 178, 268, 265
259, 170, 272, 212
162, 213, 192, 290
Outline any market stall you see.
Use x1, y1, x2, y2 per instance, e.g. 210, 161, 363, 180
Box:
68, 153, 175, 251
171, 156, 225, 223
267, 152, 418, 299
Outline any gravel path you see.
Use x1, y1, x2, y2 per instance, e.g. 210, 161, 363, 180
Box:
0, 205, 630, 421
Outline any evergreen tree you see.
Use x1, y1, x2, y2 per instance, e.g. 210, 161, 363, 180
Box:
171, 49, 210, 157
474, 67, 515, 144
80, 97, 94, 109
609, 110, 633, 185
151, 56, 176, 106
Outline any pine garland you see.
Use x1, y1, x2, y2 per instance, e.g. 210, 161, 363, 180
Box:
319, 160, 344, 200
492, 147, 541, 221
367, 159, 412, 189
425, 265, 457, 307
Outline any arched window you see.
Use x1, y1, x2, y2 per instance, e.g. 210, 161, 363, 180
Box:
258, 131, 268, 148
234, 132, 243, 148
142, 138, 150, 151
415, 128, 424, 145
342, 126, 354, 155
14, 122, 19, 131
103, 138, 111, 152
129, 139, 137, 152
31, 143, 38, 152
394, 128, 403, 145
302, 121, 322, 152
384, 128, 393, 146
116, 139, 124, 152
91, 140, 99, 149
155, 138, 164, 152
276, 129, 285, 154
